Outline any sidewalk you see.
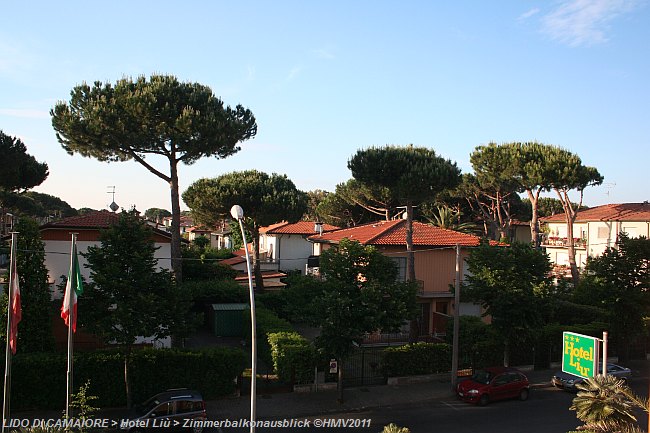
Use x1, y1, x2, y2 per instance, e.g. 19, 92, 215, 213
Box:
210, 366, 556, 421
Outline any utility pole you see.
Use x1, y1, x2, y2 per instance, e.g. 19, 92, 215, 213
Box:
451, 243, 461, 391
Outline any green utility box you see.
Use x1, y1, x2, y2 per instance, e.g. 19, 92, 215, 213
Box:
209, 303, 249, 337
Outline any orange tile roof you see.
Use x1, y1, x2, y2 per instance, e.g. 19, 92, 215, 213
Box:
541, 202, 650, 223
310, 220, 489, 247
260, 221, 339, 235
42, 210, 120, 228
221, 256, 246, 266
40, 210, 177, 240
234, 271, 287, 280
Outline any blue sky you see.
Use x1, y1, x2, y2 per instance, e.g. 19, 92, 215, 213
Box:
1, 1, 648, 212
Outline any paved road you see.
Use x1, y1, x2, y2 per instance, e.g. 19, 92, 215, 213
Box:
219, 378, 648, 433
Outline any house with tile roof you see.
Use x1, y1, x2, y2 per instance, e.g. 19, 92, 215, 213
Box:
222, 247, 288, 290
162, 214, 194, 235
540, 202, 650, 274
259, 220, 339, 275
40, 210, 176, 295
186, 220, 234, 250
39, 210, 180, 349
308, 219, 495, 338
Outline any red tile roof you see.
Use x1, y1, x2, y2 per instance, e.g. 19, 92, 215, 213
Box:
42, 210, 120, 228
221, 256, 246, 266
310, 220, 491, 247
541, 203, 650, 223
235, 271, 287, 280
40, 210, 176, 240
260, 221, 339, 235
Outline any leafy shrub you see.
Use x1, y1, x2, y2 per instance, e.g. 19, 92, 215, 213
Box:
380, 343, 451, 376
4, 347, 243, 411
244, 307, 294, 370
181, 248, 237, 281
181, 279, 248, 304
382, 424, 411, 433
268, 332, 315, 383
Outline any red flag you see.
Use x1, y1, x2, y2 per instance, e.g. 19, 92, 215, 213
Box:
61, 244, 83, 332
9, 256, 21, 354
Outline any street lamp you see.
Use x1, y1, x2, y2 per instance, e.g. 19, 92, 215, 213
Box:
230, 205, 257, 433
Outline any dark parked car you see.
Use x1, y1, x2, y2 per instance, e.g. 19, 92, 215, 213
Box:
552, 363, 632, 391
456, 367, 530, 405
120, 389, 207, 433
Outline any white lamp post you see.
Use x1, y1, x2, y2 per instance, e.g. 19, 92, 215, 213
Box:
230, 205, 257, 433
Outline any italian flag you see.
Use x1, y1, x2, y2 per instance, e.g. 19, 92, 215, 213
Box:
61, 243, 83, 332
9, 256, 21, 354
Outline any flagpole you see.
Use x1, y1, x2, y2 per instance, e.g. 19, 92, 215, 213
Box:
65, 233, 78, 420
2, 232, 18, 433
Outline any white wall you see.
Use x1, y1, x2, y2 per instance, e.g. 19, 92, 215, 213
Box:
274, 234, 313, 274
44, 240, 172, 299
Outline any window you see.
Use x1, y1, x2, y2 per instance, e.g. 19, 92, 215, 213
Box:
392, 257, 406, 282
152, 402, 171, 417
492, 375, 509, 386
597, 227, 609, 239
175, 400, 198, 414
621, 227, 639, 238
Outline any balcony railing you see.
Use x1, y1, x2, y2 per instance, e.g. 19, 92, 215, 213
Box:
542, 237, 587, 249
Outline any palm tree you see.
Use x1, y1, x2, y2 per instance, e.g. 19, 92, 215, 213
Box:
382, 424, 411, 433
570, 374, 649, 433
425, 206, 478, 234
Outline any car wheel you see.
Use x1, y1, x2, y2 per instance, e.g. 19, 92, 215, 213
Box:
478, 394, 489, 406
519, 389, 529, 401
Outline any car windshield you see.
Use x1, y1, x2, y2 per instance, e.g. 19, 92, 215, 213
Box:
135, 397, 160, 416
471, 370, 493, 385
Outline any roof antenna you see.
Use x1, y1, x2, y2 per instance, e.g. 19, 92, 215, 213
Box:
107, 186, 119, 212
603, 182, 616, 197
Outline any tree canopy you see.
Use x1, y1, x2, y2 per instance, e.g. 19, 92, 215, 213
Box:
314, 186, 375, 228
468, 144, 520, 241
183, 170, 308, 289
144, 207, 171, 223
0, 130, 49, 193
348, 145, 461, 283
462, 242, 553, 366
546, 148, 603, 284
574, 234, 650, 361
51, 74, 257, 281
0, 130, 49, 234
80, 210, 197, 406
311, 239, 417, 401
0, 218, 54, 353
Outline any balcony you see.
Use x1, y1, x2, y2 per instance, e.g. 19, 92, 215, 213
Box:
541, 236, 587, 249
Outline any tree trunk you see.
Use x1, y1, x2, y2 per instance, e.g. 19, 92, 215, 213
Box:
527, 190, 541, 248
124, 348, 133, 409
405, 203, 419, 343
405, 203, 415, 283
252, 227, 264, 291
556, 189, 580, 286
566, 216, 580, 285
169, 160, 183, 282
337, 359, 344, 404
503, 340, 510, 367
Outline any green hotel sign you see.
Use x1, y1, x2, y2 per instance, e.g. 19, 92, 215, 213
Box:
562, 332, 598, 379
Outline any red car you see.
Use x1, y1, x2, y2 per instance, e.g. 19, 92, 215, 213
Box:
456, 367, 530, 405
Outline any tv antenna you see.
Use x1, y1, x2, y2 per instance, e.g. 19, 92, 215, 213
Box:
603, 182, 616, 197
107, 186, 119, 212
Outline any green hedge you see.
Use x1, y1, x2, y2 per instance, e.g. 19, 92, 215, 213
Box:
380, 343, 451, 377
244, 307, 294, 371
268, 332, 315, 384
6, 347, 244, 411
